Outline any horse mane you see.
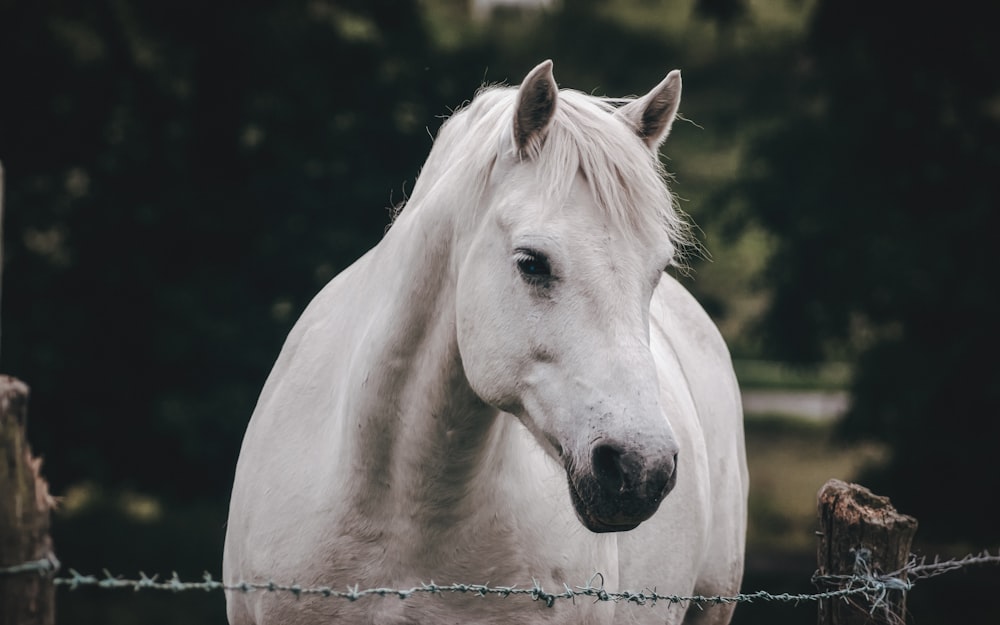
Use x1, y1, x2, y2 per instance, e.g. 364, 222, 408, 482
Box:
399, 82, 695, 267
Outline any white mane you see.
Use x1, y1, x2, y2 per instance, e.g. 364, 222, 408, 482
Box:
402, 84, 694, 266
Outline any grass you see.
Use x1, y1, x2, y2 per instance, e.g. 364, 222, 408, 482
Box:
733, 409, 883, 625
735, 358, 852, 391
737, 411, 1000, 625
743, 412, 886, 554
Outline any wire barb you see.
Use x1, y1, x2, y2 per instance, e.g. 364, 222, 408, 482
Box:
0, 549, 996, 612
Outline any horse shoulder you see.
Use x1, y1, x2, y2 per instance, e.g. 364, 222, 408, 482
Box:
648, 273, 748, 610
226, 258, 377, 580
649, 272, 747, 496
650, 275, 736, 388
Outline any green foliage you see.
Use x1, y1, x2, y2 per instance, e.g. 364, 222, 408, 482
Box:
0, 0, 492, 499
734, 359, 850, 391
692, 0, 749, 29
0, 0, 747, 503
3, 0, 996, 564
731, 0, 1000, 544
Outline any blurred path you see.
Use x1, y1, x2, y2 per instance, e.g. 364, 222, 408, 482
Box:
741, 390, 849, 421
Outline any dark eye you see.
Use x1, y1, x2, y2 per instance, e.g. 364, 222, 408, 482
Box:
515, 250, 551, 278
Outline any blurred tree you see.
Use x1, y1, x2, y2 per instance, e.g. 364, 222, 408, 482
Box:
0, 0, 490, 500
735, 0, 1000, 543
692, 0, 748, 30
0, 0, 734, 506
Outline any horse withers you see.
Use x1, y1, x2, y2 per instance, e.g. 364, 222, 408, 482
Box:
223, 60, 748, 625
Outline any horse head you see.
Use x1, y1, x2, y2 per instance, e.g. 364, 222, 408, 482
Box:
453, 61, 687, 533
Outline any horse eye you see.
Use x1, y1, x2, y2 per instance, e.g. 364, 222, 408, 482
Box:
516, 251, 551, 278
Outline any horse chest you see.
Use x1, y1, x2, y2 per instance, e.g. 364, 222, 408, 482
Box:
343, 594, 615, 625
305, 508, 617, 625
329, 477, 612, 587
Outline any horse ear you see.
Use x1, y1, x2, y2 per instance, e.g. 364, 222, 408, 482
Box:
513, 60, 558, 159
617, 70, 682, 150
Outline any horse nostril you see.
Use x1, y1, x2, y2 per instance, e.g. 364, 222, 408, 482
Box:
668, 452, 678, 479
591, 443, 634, 494
591, 443, 677, 499
592, 444, 623, 493
665, 451, 679, 490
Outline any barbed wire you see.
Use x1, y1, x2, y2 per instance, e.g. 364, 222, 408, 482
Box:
2, 549, 997, 610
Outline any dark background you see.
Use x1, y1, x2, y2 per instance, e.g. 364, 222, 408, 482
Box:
1, 0, 997, 623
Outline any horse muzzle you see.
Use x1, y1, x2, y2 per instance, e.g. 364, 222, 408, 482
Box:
565, 441, 678, 533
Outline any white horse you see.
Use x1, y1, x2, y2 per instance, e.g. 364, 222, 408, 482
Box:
223, 60, 748, 625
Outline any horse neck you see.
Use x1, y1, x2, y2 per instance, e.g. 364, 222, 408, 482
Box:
341, 200, 507, 526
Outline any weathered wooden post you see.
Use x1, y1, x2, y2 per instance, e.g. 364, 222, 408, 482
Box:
816, 479, 918, 625
1, 161, 5, 356
0, 376, 57, 625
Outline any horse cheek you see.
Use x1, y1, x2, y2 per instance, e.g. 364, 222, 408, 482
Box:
455, 283, 522, 413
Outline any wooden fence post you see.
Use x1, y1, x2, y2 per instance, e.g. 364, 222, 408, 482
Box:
0, 376, 56, 625
816, 479, 918, 625
1, 160, 5, 356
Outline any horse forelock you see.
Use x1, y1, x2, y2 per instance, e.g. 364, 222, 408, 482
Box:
404, 83, 694, 267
